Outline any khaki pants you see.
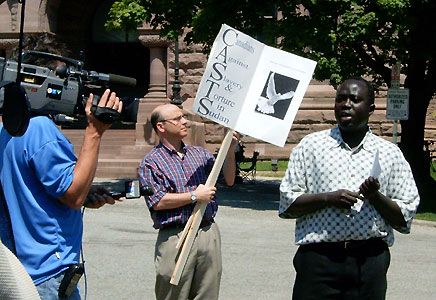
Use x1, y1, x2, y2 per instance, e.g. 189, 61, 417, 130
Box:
155, 222, 222, 300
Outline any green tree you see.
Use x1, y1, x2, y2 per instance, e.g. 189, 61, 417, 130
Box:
279, 1, 436, 209
140, 0, 436, 206
105, 0, 148, 42
141, 0, 278, 47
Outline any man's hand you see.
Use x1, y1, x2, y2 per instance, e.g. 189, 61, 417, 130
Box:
194, 184, 217, 204
286, 189, 363, 217
359, 176, 407, 227
229, 131, 240, 151
85, 89, 123, 136
83, 186, 123, 209
327, 189, 364, 209
359, 176, 380, 201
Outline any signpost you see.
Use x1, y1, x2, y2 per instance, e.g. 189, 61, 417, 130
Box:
387, 62, 409, 144
391, 62, 401, 89
386, 88, 409, 121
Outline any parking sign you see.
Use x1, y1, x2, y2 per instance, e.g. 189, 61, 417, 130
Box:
386, 88, 409, 120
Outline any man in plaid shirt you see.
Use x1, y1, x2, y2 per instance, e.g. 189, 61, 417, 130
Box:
139, 104, 238, 300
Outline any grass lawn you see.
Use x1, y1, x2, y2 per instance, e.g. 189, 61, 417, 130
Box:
417, 163, 436, 222
246, 160, 436, 222
239, 159, 287, 178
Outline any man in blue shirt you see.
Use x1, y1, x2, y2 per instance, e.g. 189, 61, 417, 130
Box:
0, 89, 122, 300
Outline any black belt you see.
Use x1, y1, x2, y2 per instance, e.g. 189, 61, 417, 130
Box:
300, 238, 386, 252
162, 219, 214, 230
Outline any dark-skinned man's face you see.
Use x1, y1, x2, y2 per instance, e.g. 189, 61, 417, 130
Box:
334, 79, 375, 133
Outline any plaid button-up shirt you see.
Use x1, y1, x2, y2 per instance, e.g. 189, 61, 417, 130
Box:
139, 142, 216, 229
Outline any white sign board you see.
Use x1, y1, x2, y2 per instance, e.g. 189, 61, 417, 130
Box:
386, 88, 409, 120
192, 24, 317, 147
391, 62, 401, 89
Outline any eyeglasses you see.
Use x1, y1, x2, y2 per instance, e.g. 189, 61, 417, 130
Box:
158, 114, 188, 124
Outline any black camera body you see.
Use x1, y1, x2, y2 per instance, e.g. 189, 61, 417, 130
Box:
109, 179, 154, 200
58, 263, 85, 298
0, 50, 138, 125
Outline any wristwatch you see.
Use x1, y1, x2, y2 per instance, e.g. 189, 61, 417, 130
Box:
190, 191, 197, 203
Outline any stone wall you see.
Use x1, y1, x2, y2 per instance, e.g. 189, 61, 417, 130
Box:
0, 0, 433, 161
425, 97, 436, 139
167, 37, 208, 102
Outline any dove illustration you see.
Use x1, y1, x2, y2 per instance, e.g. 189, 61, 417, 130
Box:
256, 72, 295, 114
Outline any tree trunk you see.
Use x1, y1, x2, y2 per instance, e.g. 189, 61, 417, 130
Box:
399, 0, 436, 210
400, 84, 434, 209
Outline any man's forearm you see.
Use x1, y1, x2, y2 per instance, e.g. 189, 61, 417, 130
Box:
152, 192, 193, 210
222, 151, 236, 186
366, 192, 407, 228
59, 127, 102, 209
360, 177, 407, 228
285, 193, 328, 217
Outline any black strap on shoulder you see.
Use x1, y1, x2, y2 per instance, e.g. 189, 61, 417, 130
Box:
0, 182, 16, 255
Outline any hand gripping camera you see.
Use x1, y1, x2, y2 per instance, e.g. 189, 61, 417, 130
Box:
0, 50, 139, 126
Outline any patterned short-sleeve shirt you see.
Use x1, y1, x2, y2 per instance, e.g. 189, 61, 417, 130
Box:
279, 126, 420, 246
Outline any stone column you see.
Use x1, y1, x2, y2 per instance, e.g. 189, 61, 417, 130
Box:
147, 46, 167, 98
136, 33, 170, 145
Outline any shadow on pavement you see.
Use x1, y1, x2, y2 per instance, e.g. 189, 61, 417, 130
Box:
217, 178, 281, 211
93, 177, 282, 212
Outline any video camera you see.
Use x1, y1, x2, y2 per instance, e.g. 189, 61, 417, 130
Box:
109, 179, 154, 199
0, 50, 139, 125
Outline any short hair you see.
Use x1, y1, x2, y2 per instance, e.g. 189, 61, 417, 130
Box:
150, 109, 163, 133
11, 33, 71, 70
345, 77, 375, 104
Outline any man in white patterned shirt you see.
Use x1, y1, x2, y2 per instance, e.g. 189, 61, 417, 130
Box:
279, 77, 420, 300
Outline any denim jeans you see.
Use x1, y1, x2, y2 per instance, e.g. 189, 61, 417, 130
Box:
36, 271, 81, 300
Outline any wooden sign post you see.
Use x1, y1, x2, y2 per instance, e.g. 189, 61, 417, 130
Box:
170, 129, 234, 285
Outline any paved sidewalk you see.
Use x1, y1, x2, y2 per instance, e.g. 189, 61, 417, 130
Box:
79, 178, 436, 300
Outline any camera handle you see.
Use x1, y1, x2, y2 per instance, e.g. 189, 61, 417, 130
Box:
90, 105, 121, 124
89, 94, 122, 124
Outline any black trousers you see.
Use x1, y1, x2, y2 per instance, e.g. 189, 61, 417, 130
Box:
292, 239, 390, 300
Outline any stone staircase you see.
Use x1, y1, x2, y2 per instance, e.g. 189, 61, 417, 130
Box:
61, 129, 153, 178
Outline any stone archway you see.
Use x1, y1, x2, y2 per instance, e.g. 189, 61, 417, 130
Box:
0, 1, 205, 172
51, 0, 169, 142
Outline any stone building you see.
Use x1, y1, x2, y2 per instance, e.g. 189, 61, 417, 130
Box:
1, 0, 432, 177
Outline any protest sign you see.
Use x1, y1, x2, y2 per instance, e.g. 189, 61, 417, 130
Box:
172, 24, 317, 286
192, 24, 317, 147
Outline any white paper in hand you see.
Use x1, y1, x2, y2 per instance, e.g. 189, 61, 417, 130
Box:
351, 149, 381, 214
370, 149, 381, 179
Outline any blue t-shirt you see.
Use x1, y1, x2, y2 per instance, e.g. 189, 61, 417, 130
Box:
0, 116, 81, 285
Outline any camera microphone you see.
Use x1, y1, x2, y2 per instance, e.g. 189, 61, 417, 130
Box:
84, 71, 137, 87
53, 114, 76, 124
0, 81, 30, 137
108, 74, 137, 87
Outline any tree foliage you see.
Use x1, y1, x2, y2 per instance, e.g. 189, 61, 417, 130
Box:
140, 0, 435, 90
122, 0, 436, 204
140, 0, 278, 47
104, 0, 148, 41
